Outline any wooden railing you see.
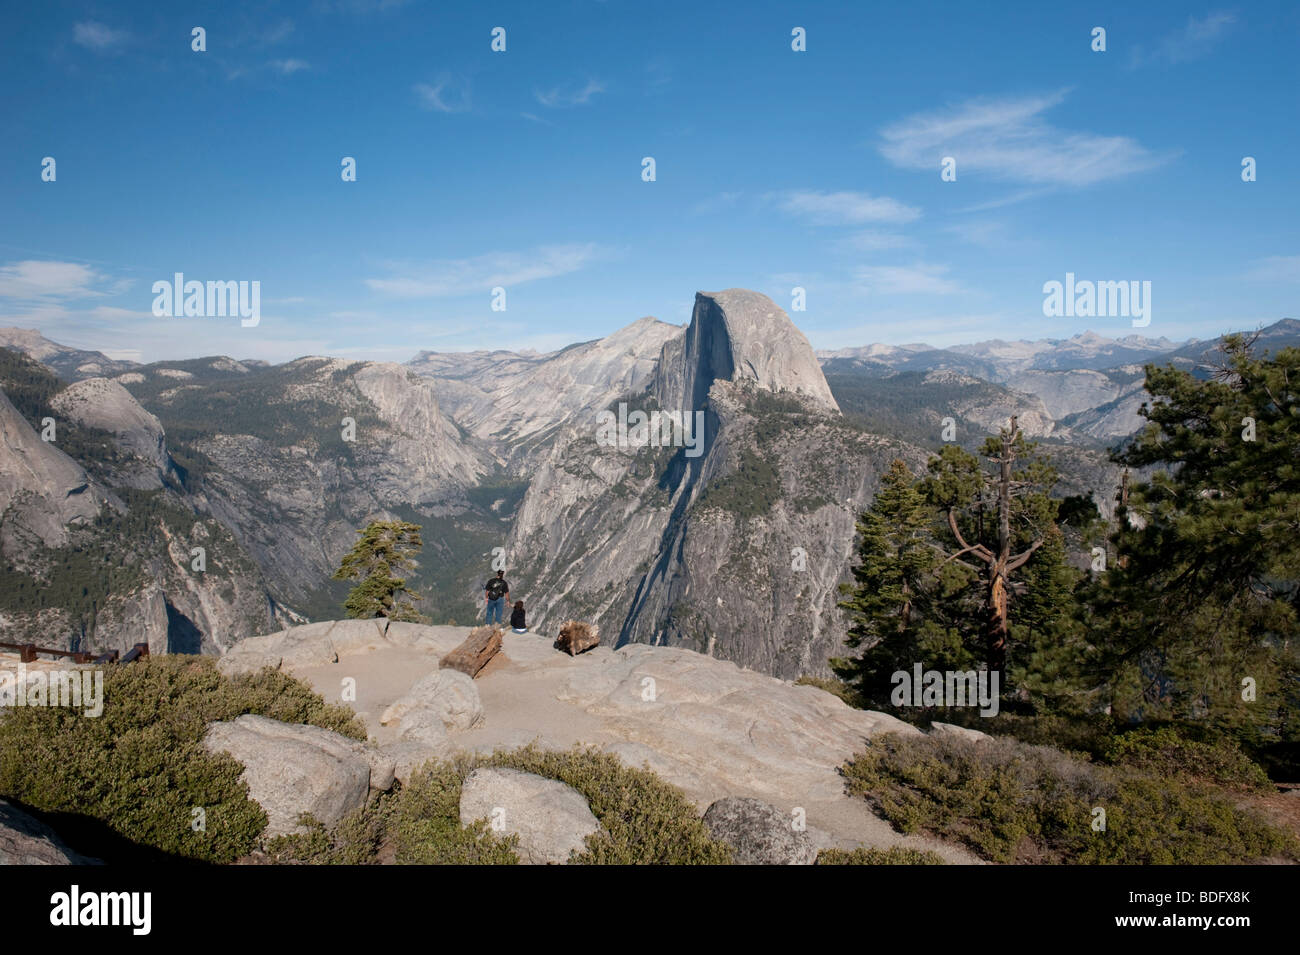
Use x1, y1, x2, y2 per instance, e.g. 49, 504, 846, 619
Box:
0, 641, 149, 665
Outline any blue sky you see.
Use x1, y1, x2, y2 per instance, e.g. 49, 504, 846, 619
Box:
1, 0, 1297, 364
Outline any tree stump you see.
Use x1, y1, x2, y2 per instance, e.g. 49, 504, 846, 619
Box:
554, 620, 600, 656
441, 625, 503, 678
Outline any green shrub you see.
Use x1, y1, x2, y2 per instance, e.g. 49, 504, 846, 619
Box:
1101, 727, 1272, 791
843, 732, 1295, 865
816, 846, 945, 865
269, 745, 732, 865
0, 657, 366, 863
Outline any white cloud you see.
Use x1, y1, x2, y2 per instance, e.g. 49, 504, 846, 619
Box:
1132, 12, 1237, 67
365, 244, 603, 298
880, 91, 1169, 187
535, 79, 605, 108
72, 21, 128, 51
1244, 255, 1300, 283
414, 75, 471, 113
0, 261, 110, 300
776, 190, 921, 226
271, 59, 310, 75
855, 263, 963, 296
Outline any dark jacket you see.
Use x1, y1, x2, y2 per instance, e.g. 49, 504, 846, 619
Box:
510, 606, 526, 630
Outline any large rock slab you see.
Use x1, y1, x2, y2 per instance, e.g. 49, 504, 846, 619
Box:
0, 799, 100, 865
458, 768, 600, 864
202, 715, 395, 837
703, 796, 817, 865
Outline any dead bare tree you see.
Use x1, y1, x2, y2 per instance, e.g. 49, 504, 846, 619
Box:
940, 416, 1045, 669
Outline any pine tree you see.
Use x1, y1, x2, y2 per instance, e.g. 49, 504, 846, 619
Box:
332, 520, 426, 622
1088, 335, 1300, 758
833, 460, 948, 702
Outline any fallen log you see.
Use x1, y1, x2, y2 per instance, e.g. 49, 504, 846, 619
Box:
554, 620, 600, 656
441, 625, 503, 678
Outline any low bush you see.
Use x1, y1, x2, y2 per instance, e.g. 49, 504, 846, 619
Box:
0, 657, 365, 863
843, 732, 1295, 865
1100, 727, 1272, 791
816, 846, 945, 865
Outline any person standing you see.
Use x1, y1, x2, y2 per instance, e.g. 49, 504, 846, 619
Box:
484, 569, 509, 625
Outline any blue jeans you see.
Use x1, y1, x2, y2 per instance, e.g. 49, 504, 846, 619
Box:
486, 597, 505, 624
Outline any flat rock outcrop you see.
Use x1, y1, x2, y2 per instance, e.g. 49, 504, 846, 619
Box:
270, 621, 974, 861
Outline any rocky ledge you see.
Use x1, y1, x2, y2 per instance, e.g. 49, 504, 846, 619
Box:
207, 619, 979, 864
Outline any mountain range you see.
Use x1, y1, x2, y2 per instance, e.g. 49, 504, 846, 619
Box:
1, 305, 1296, 679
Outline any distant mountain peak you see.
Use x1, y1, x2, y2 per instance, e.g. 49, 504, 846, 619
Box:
653, 289, 839, 414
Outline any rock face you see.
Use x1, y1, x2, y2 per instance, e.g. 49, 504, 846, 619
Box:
458, 767, 601, 863
50, 377, 172, 488
653, 290, 839, 416
703, 796, 818, 865
410, 316, 683, 459
0, 799, 100, 864
503, 290, 905, 678
0, 388, 100, 551
202, 714, 396, 837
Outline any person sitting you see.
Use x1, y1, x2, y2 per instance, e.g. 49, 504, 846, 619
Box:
510, 600, 527, 633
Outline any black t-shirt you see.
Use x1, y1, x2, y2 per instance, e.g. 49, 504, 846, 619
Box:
485, 577, 509, 601
510, 607, 526, 629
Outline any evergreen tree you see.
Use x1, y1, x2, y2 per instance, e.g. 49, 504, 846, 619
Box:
1088, 335, 1300, 761
332, 520, 426, 622
832, 460, 963, 702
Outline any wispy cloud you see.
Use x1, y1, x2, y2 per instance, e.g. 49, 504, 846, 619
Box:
365, 244, 604, 298
72, 21, 128, 52
943, 220, 1031, 250
414, 75, 472, 113
836, 230, 915, 253
1130, 12, 1237, 68
0, 261, 116, 301
1244, 254, 1300, 283
880, 90, 1169, 187
776, 190, 921, 226
692, 192, 743, 215
271, 59, 310, 75
535, 78, 605, 108
855, 263, 963, 296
